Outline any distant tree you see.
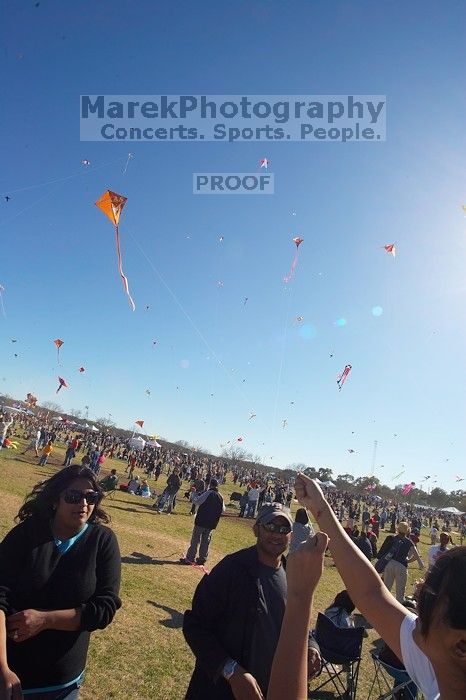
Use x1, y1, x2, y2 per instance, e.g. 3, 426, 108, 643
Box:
303, 466, 319, 479
317, 467, 334, 482
286, 462, 307, 472
191, 444, 206, 453
69, 408, 82, 418
175, 440, 190, 448
252, 454, 263, 464
428, 487, 449, 508
95, 417, 116, 428
335, 473, 355, 488
221, 446, 249, 462
41, 401, 61, 413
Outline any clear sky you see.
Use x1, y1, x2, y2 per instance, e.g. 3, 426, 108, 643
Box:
1, 0, 465, 491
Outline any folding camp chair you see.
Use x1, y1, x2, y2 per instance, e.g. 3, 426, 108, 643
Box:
310, 612, 364, 699
368, 651, 418, 699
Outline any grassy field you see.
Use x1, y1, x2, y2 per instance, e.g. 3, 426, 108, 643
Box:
0, 441, 433, 699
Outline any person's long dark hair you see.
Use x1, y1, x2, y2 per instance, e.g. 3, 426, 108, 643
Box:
16, 466, 110, 524
418, 546, 466, 637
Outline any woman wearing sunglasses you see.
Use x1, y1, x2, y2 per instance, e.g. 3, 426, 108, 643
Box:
0, 466, 121, 699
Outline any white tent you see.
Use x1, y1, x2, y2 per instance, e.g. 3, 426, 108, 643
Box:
322, 480, 336, 488
51, 416, 63, 422
90, 425, 99, 432
146, 440, 161, 448
129, 436, 146, 451
439, 506, 464, 515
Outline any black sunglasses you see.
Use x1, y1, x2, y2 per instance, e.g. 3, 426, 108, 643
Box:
63, 489, 100, 505
260, 522, 291, 535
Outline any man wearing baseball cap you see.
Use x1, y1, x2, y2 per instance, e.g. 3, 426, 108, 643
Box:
183, 502, 321, 699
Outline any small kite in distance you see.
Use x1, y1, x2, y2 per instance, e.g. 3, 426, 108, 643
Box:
384, 243, 396, 258
135, 420, 144, 428
56, 376, 68, 393
259, 158, 270, 169
78, 367, 85, 373
392, 470, 405, 481
82, 159, 91, 166
401, 482, 415, 496
282, 419, 288, 429
284, 237, 304, 284
145, 389, 151, 396
337, 364, 352, 391
122, 153, 133, 174
54, 339, 64, 364
26, 393, 37, 407
347, 449, 356, 454
0, 284, 5, 318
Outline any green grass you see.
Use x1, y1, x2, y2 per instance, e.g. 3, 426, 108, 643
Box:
0, 442, 434, 699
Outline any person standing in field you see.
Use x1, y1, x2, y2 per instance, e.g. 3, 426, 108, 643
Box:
181, 478, 224, 566
38, 441, 53, 466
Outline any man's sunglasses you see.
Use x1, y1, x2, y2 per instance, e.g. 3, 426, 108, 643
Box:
63, 489, 100, 505
260, 522, 291, 535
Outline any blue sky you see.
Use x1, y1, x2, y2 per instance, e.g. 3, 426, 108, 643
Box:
1, 0, 465, 491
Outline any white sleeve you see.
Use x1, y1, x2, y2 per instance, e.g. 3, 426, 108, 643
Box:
399, 613, 439, 700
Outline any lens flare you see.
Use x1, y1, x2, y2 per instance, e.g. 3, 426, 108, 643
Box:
299, 324, 317, 340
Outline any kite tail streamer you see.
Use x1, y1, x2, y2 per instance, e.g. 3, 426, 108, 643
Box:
115, 225, 136, 311
284, 252, 299, 283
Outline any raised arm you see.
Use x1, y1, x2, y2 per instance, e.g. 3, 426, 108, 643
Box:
295, 474, 407, 659
267, 533, 328, 700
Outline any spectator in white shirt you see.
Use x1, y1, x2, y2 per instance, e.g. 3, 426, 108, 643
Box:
428, 531, 451, 570
295, 474, 466, 700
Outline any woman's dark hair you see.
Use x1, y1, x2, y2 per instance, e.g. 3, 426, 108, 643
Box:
295, 507, 309, 525
418, 546, 466, 637
332, 589, 355, 614
16, 466, 110, 524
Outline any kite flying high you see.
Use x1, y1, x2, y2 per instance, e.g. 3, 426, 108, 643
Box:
95, 190, 135, 311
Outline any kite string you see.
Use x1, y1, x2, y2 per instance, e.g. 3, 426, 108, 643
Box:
0, 155, 127, 198
125, 227, 275, 444
0, 155, 128, 229
272, 284, 294, 435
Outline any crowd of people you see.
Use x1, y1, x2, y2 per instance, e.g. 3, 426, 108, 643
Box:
1, 406, 465, 699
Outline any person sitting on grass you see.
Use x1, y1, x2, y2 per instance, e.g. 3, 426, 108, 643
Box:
139, 479, 152, 498
324, 590, 355, 628
99, 469, 119, 494
127, 476, 140, 495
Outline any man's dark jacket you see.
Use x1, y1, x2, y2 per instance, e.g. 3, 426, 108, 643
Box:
183, 546, 271, 699
183, 545, 319, 699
